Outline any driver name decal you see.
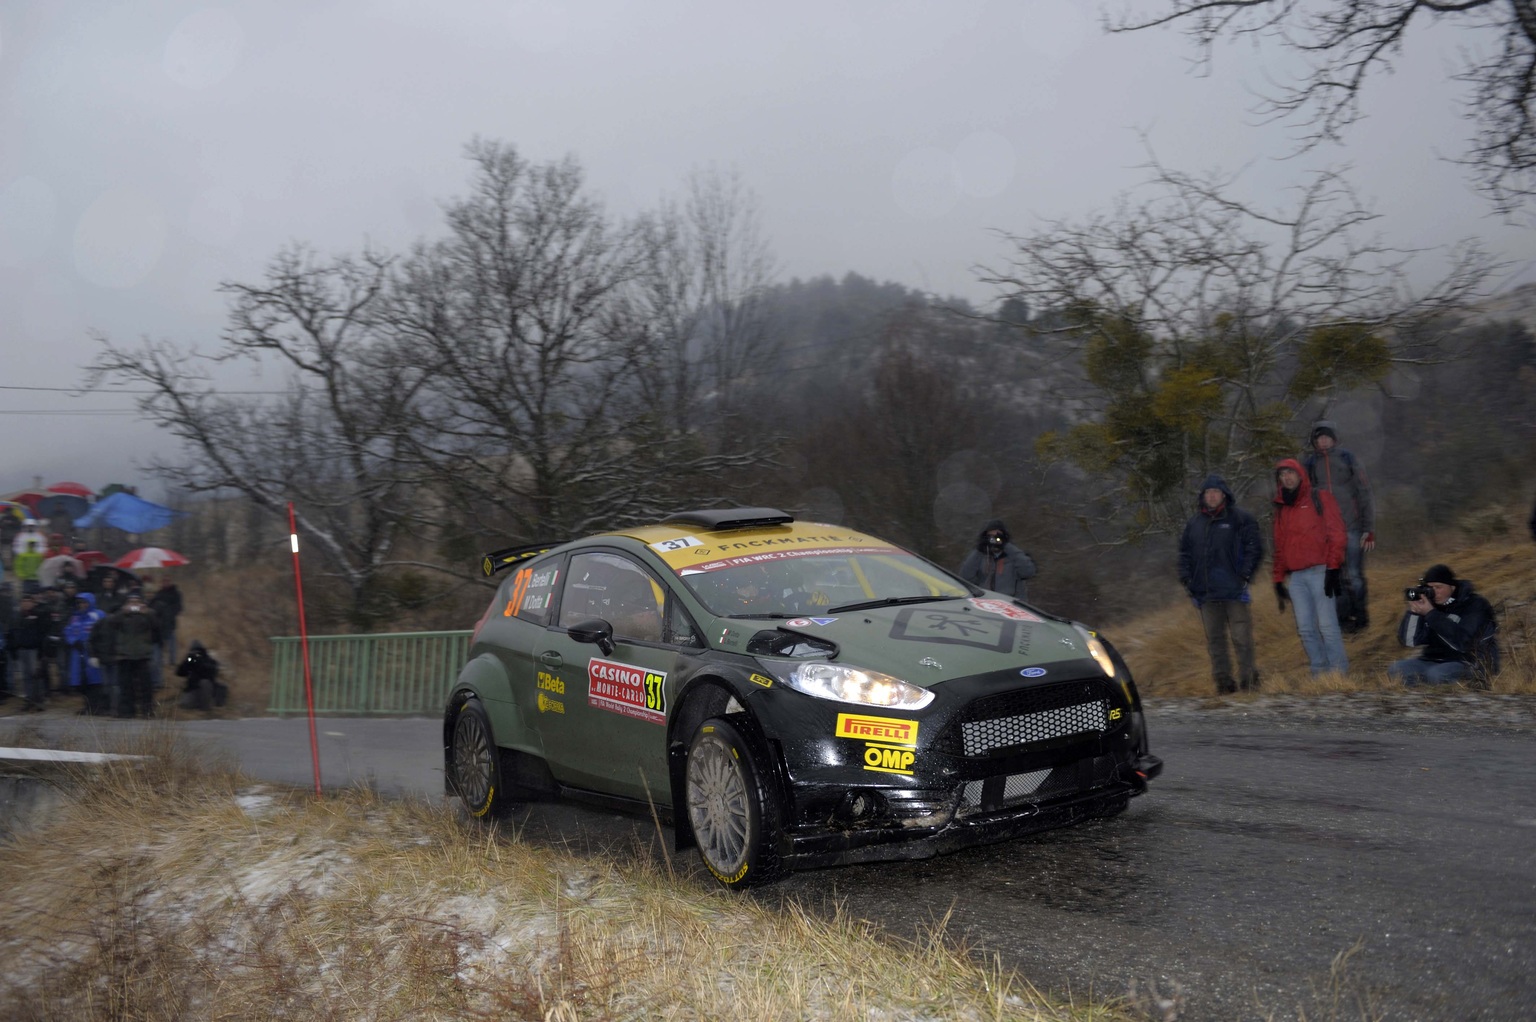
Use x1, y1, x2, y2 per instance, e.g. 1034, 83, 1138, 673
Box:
587, 658, 667, 724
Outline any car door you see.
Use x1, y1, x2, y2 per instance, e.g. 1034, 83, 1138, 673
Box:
537, 549, 687, 801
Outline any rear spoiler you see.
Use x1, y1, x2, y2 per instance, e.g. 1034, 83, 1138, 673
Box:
480, 541, 565, 577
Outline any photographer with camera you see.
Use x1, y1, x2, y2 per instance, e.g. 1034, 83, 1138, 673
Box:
958, 519, 1037, 601
1389, 564, 1499, 687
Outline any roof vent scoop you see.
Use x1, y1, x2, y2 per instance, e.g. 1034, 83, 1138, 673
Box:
661, 507, 795, 531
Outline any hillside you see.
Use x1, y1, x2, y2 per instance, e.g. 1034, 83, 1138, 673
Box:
1115, 508, 1535, 697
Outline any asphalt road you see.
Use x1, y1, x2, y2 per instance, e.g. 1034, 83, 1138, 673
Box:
8, 706, 1534, 1021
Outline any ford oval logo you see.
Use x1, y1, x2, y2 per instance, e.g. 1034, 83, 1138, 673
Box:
1019, 667, 1047, 678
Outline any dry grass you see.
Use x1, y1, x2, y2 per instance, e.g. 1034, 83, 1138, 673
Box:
0, 729, 1135, 1022
1118, 521, 1536, 698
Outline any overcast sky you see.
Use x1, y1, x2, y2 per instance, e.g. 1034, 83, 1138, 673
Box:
4, 0, 1534, 498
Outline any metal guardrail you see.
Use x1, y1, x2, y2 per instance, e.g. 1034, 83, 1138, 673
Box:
268, 630, 473, 716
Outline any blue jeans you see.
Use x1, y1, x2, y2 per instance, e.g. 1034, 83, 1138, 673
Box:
1287, 565, 1349, 675
1388, 658, 1472, 686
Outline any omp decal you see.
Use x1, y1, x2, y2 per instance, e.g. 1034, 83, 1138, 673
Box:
969, 598, 1044, 623
537, 692, 565, 714
889, 608, 1015, 653
1019, 667, 1047, 678
862, 743, 916, 776
587, 658, 667, 724
650, 535, 704, 552
748, 673, 774, 688
537, 671, 564, 695
1108, 707, 1123, 721
835, 713, 918, 748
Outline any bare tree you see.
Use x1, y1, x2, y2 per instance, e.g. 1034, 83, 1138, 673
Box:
631, 167, 777, 434
387, 140, 764, 541
88, 247, 432, 620
1108, 0, 1536, 211
978, 159, 1490, 538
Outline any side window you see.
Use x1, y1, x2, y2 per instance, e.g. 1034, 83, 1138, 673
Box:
666, 598, 703, 648
503, 556, 562, 627
559, 551, 664, 643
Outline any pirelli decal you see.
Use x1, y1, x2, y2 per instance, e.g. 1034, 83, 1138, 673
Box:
836, 712, 919, 776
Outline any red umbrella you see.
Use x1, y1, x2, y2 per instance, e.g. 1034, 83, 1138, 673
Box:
75, 549, 110, 568
47, 481, 94, 498
113, 547, 190, 569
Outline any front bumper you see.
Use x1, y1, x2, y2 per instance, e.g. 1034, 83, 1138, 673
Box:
752, 667, 1162, 869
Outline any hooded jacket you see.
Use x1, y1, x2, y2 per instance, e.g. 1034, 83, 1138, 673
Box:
61, 592, 106, 688
957, 519, 1038, 599
1178, 474, 1263, 603
1303, 420, 1374, 534
1397, 578, 1499, 674
1271, 458, 1346, 582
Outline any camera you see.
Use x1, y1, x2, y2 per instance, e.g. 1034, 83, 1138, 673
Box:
1404, 585, 1434, 602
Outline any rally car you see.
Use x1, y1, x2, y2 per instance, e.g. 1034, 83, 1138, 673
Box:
444, 508, 1161, 888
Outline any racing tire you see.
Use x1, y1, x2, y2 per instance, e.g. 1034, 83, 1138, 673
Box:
684, 717, 785, 889
450, 698, 513, 821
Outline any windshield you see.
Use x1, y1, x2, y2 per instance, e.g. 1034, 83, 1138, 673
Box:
676, 546, 971, 618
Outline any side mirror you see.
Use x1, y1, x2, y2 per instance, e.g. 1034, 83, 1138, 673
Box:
567, 619, 615, 657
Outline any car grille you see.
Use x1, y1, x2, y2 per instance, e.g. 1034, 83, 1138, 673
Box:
957, 757, 1117, 816
938, 678, 1113, 758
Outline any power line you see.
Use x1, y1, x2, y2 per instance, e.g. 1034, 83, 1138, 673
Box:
0, 385, 287, 395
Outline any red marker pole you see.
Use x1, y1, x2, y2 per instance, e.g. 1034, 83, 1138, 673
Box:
287, 502, 323, 798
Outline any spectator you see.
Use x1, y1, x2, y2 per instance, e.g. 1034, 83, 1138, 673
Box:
148, 575, 184, 685
1178, 474, 1264, 694
957, 519, 1038, 601
11, 519, 46, 559
45, 532, 72, 558
14, 539, 44, 594
175, 641, 225, 711
1271, 457, 1349, 676
62, 592, 109, 715
1303, 421, 1376, 633
94, 570, 126, 615
1389, 564, 1500, 686
8, 593, 49, 711
104, 590, 161, 718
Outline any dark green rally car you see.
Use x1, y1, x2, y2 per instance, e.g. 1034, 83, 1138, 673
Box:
444, 508, 1162, 888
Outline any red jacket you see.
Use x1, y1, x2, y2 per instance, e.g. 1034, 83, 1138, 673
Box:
1271, 458, 1346, 582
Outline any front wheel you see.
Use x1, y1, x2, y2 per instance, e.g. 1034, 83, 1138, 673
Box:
450, 698, 512, 820
684, 717, 785, 889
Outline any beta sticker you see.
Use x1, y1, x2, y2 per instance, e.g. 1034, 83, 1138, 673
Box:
785, 617, 837, 627
969, 598, 1043, 623
588, 658, 667, 724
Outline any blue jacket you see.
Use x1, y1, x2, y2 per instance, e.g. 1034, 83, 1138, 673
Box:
1178, 475, 1263, 603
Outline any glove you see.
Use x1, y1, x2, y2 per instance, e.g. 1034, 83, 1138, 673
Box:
1324, 568, 1340, 598
88, 657, 100, 668
1362, 532, 1376, 551
1274, 582, 1289, 613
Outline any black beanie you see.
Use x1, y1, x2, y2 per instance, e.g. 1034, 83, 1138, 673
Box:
1421, 564, 1456, 585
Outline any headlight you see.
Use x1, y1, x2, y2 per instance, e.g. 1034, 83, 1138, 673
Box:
763, 661, 935, 709
1072, 624, 1116, 679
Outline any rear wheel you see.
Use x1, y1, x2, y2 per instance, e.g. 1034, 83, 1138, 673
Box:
685, 717, 784, 888
450, 698, 512, 820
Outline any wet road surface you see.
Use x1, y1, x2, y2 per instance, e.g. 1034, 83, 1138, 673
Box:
9, 707, 1534, 1020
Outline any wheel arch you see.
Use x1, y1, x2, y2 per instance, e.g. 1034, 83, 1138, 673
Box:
667, 673, 778, 851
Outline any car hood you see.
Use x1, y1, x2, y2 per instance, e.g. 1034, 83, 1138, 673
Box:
731, 596, 1102, 685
